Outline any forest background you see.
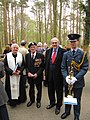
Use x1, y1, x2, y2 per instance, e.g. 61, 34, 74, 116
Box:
0, 0, 90, 53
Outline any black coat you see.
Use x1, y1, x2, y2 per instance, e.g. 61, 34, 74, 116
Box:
45, 47, 65, 85
25, 52, 44, 82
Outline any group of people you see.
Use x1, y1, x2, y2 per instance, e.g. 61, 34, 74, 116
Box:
0, 34, 88, 120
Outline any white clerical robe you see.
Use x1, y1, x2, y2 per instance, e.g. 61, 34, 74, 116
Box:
7, 52, 22, 99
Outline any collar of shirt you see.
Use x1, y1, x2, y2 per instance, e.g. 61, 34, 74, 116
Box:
71, 47, 78, 52
12, 53, 17, 58
52, 47, 58, 56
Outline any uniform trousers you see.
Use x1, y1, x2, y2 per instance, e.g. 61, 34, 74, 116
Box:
65, 86, 83, 118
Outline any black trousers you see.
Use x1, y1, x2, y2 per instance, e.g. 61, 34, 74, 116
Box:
19, 75, 27, 103
47, 70, 63, 109
0, 104, 9, 120
28, 79, 42, 103
65, 86, 83, 118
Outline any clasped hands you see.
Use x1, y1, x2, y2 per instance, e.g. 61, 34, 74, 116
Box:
13, 70, 20, 75
28, 72, 37, 79
66, 75, 77, 85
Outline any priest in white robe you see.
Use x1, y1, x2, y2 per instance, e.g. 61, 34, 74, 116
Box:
4, 43, 24, 107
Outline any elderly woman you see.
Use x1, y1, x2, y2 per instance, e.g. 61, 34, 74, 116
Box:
4, 43, 24, 107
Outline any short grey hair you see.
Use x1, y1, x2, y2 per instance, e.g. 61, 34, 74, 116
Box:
51, 37, 60, 44
11, 43, 19, 48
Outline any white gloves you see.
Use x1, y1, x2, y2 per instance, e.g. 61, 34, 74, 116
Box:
66, 76, 71, 85
66, 76, 77, 85
70, 77, 77, 85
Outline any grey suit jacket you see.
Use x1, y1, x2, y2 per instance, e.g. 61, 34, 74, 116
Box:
0, 61, 8, 106
0, 80, 8, 106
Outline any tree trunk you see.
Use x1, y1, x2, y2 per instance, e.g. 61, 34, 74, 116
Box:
83, 0, 90, 50
8, 6, 11, 43
72, 1, 75, 33
76, 1, 79, 33
58, 0, 62, 44
21, 4, 24, 40
49, 0, 52, 39
11, 4, 14, 39
4, 0, 8, 45
52, 0, 58, 37
44, 0, 47, 42
38, 11, 42, 42
14, 1, 17, 42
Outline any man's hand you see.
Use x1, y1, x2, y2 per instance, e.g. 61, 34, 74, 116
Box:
28, 72, 34, 78
13, 70, 20, 75
66, 75, 71, 85
13, 71, 17, 75
70, 77, 77, 85
33, 73, 37, 79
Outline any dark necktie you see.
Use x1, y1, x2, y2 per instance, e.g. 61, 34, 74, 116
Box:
73, 50, 75, 56
52, 49, 56, 64
31, 54, 34, 59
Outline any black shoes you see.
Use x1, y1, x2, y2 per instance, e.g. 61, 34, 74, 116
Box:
46, 103, 60, 115
46, 103, 55, 109
36, 102, 41, 108
61, 112, 70, 119
55, 108, 60, 115
27, 101, 35, 107
27, 101, 41, 108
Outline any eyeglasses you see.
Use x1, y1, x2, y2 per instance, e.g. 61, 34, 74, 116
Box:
52, 42, 57, 44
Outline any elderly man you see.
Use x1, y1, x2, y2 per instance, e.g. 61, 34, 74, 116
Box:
61, 34, 88, 120
19, 40, 29, 57
37, 42, 44, 53
18, 40, 29, 103
45, 37, 65, 115
25, 42, 44, 108
4, 43, 24, 107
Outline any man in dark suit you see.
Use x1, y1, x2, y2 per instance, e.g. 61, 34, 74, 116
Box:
61, 34, 88, 120
25, 42, 44, 108
45, 37, 65, 115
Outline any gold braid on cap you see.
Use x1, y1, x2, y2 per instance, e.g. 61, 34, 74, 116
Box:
71, 51, 87, 71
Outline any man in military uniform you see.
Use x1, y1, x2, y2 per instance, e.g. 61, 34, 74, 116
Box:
61, 34, 88, 120
25, 42, 44, 108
